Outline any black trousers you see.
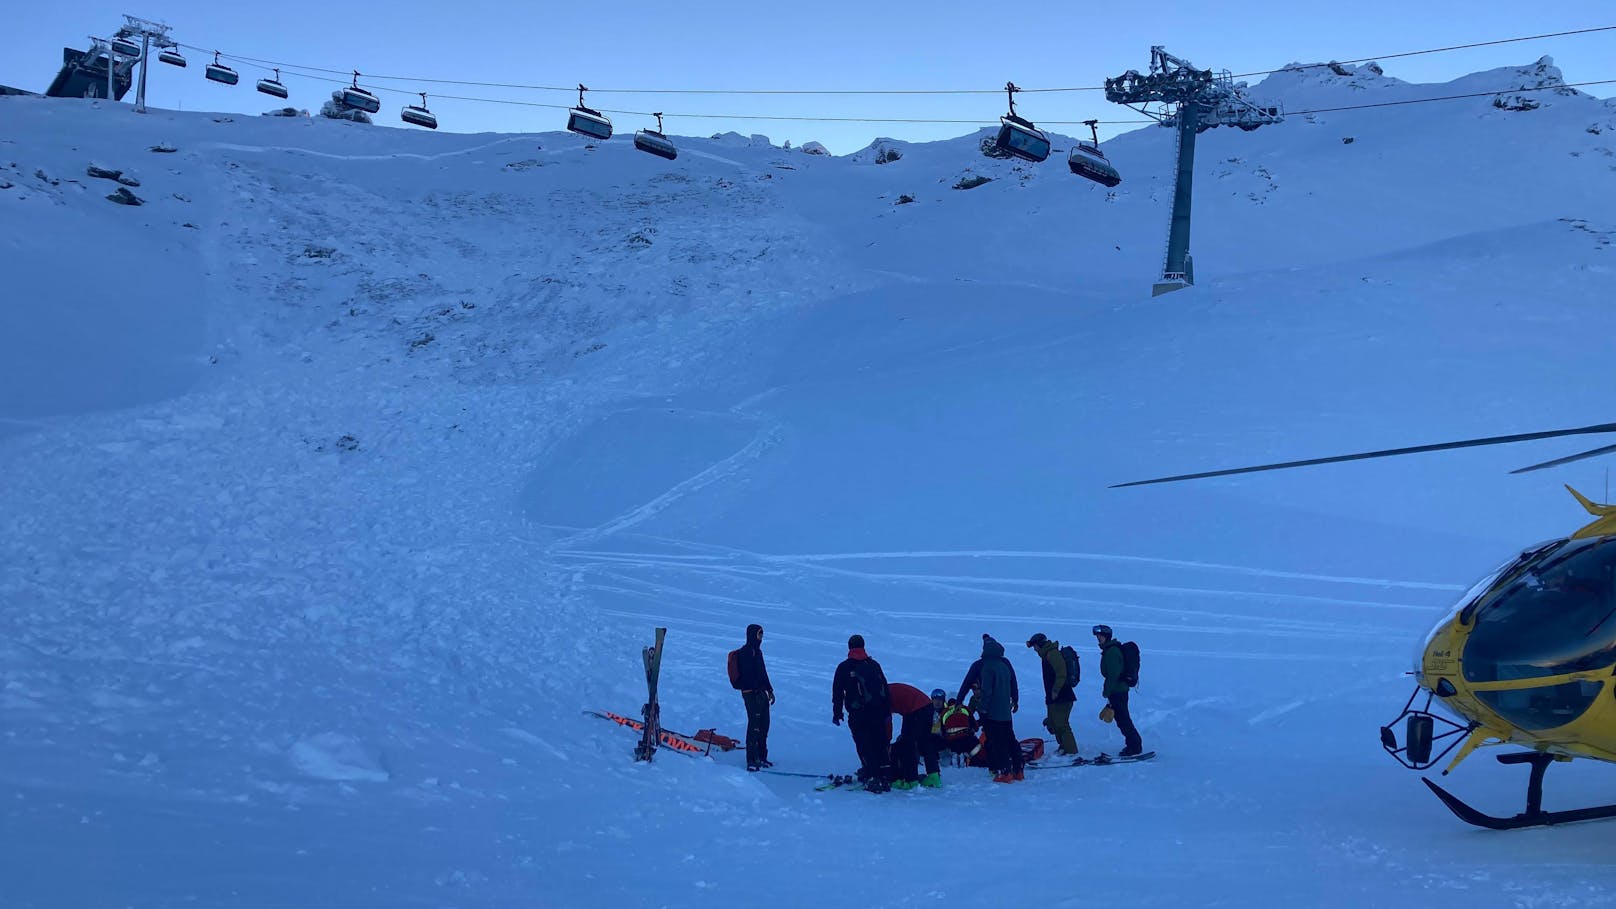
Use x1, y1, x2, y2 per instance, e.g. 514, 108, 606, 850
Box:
890, 706, 939, 781
848, 710, 890, 782
983, 718, 1021, 775
1107, 691, 1143, 754
743, 690, 771, 765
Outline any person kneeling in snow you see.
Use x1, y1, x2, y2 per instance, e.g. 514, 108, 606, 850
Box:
934, 692, 979, 767
887, 683, 942, 789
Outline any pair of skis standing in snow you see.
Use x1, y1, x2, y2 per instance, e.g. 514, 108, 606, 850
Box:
731, 623, 1147, 793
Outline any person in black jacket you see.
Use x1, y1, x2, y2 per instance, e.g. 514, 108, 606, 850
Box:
832, 634, 892, 792
735, 623, 775, 771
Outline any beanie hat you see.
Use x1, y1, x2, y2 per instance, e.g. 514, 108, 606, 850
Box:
848, 634, 865, 649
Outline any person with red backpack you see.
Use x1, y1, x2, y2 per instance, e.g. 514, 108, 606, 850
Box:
832, 634, 892, 792
1094, 624, 1144, 757
728, 624, 775, 772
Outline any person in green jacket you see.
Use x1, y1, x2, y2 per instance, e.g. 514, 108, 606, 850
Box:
1095, 624, 1143, 757
1026, 632, 1078, 756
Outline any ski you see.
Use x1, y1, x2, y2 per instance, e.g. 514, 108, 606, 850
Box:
634, 627, 667, 762
757, 768, 839, 780
813, 774, 862, 791
1027, 750, 1156, 769
586, 709, 709, 756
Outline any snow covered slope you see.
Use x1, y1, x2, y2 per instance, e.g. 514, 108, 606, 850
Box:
2, 58, 1615, 908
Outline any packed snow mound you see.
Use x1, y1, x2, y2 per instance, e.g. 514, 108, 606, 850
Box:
290, 733, 392, 782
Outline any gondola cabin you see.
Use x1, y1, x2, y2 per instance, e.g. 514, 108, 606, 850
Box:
633, 129, 676, 160
995, 115, 1050, 163
1067, 142, 1121, 187
402, 104, 438, 129
568, 106, 612, 141
341, 85, 381, 114
110, 37, 142, 59
158, 48, 186, 67
205, 61, 240, 86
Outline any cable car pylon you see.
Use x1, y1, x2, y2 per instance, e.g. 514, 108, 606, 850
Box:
1105, 46, 1284, 296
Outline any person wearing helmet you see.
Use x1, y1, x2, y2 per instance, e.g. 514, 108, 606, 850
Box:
888, 683, 942, 789
933, 690, 980, 767
1094, 624, 1143, 757
1027, 632, 1079, 756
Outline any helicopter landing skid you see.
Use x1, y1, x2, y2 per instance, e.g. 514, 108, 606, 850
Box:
1424, 752, 1616, 830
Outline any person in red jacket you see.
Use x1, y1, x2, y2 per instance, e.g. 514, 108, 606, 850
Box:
887, 682, 942, 790
934, 693, 980, 766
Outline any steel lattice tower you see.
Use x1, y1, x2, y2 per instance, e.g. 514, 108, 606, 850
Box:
1106, 47, 1285, 296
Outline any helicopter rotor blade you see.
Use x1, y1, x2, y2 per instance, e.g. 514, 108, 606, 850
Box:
1112, 422, 1616, 489
1510, 442, 1616, 475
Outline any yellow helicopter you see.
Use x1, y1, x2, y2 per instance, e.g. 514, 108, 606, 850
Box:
1116, 421, 1616, 829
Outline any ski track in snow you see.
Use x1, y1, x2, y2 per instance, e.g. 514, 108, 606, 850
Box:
553, 415, 785, 549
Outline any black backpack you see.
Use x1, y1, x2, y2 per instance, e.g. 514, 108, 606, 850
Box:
1120, 641, 1140, 688
845, 661, 887, 711
1059, 645, 1081, 688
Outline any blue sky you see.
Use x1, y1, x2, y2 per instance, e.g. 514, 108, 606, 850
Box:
5, 1, 1612, 152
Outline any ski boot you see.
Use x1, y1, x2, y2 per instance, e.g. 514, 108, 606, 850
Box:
920, 772, 942, 789
892, 779, 919, 791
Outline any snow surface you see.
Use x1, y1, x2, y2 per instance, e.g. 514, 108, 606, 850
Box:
2, 60, 1616, 908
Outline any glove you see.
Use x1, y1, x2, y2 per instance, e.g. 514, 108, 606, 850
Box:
1099, 705, 1115, 724
768, 691, 776, 706
1011, 702, 1019, 714
833, 713, 843, 726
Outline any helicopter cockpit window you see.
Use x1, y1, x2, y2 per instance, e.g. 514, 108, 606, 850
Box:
1463, 537, 1616, 686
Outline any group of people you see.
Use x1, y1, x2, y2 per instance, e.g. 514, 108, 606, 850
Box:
729, 623, 1145, 792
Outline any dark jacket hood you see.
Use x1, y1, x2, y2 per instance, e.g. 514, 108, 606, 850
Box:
746, 624, 763, 647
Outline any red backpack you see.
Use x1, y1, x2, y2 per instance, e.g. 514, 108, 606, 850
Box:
727, 649, 743, 689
